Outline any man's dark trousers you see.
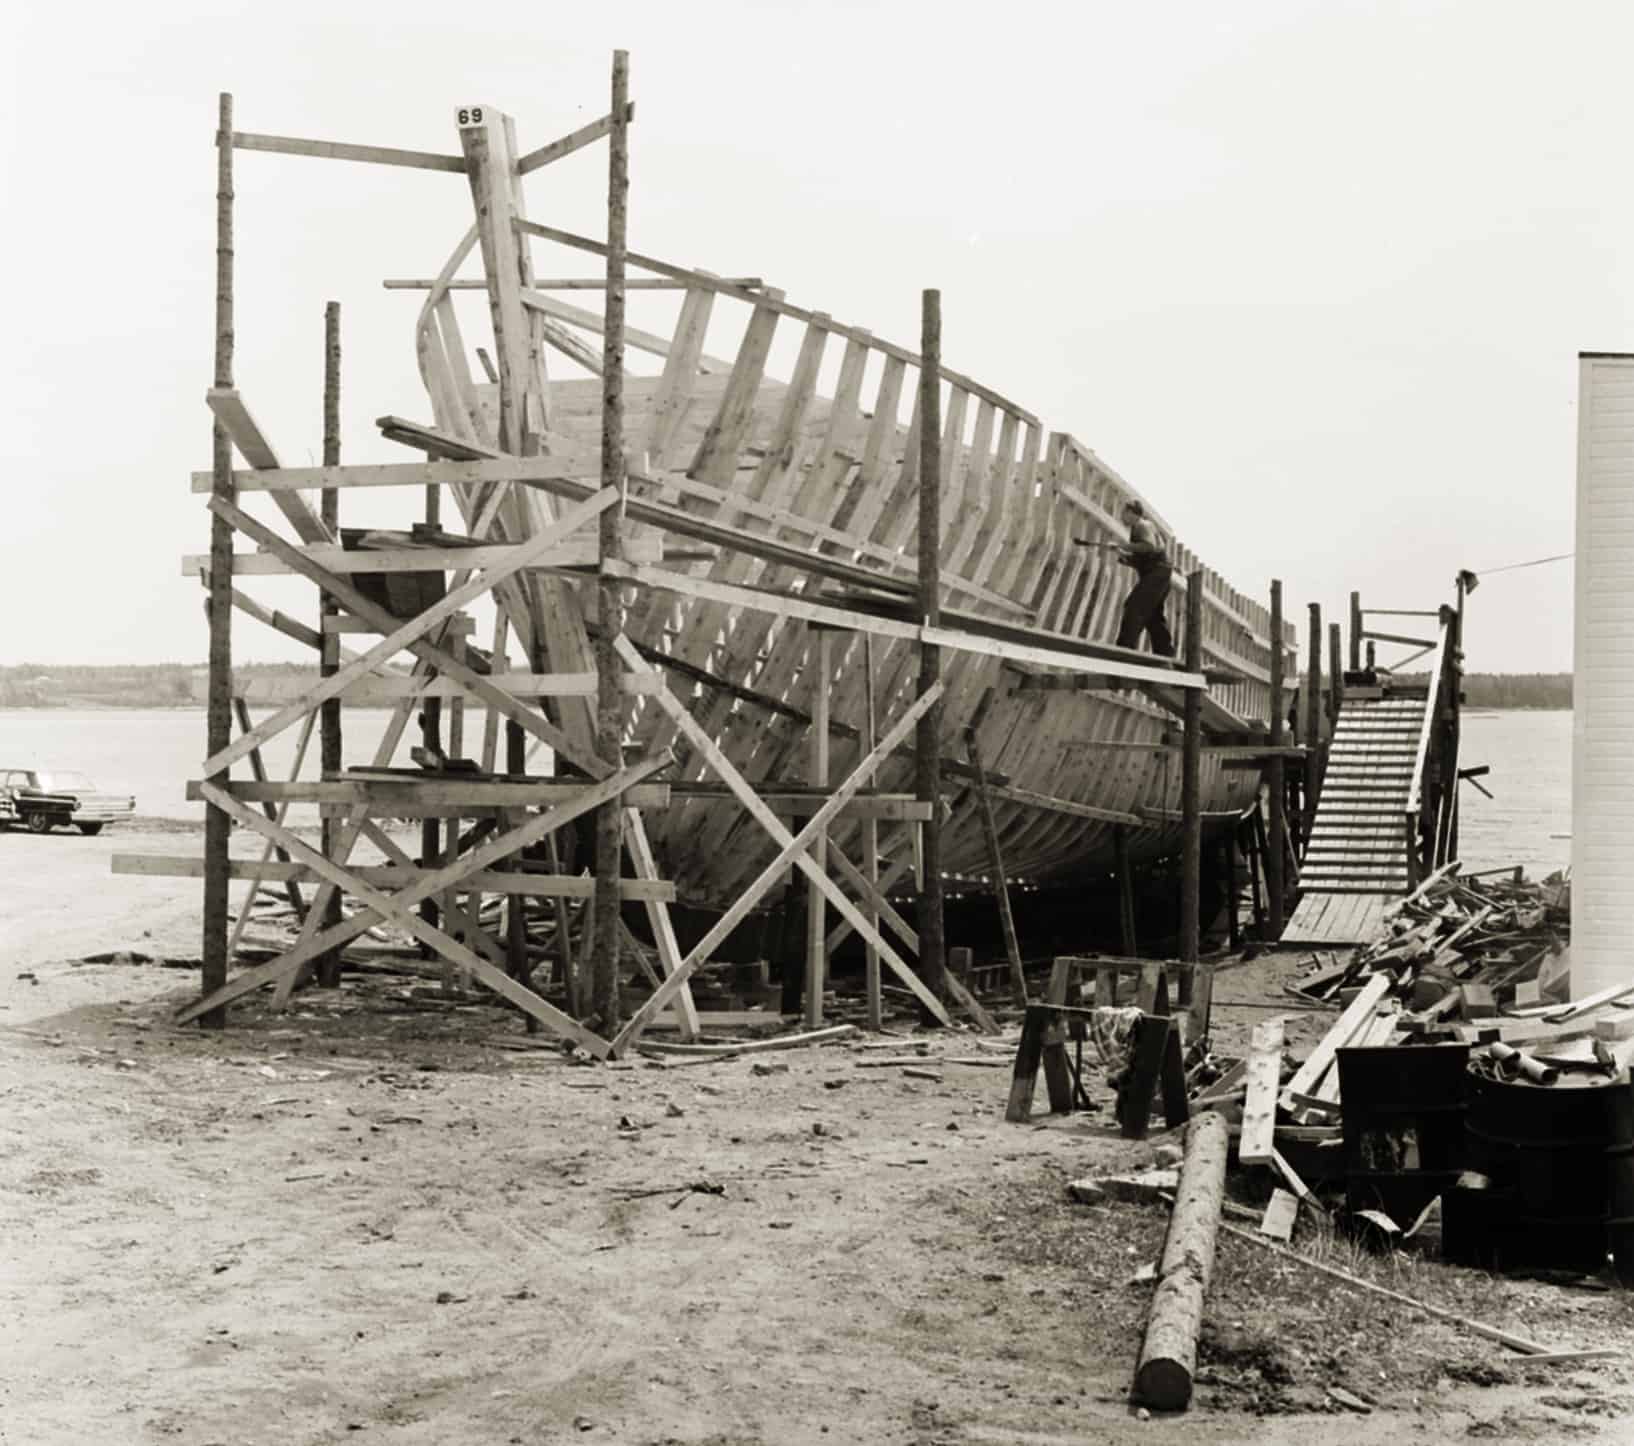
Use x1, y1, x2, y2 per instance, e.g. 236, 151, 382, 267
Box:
1116, 566, 1175, 657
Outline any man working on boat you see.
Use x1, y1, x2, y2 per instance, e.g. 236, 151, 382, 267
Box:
1113, 499, 1174, 657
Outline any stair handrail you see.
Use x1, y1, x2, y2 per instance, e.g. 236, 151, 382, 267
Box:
1403, 614, 1454, 826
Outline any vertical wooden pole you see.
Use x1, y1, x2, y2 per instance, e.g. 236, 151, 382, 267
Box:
1179, 571, 1204, 996
862, 634, 882, 1029
1328, 622, 1343, 727
1224, 833, 1240, 951
421, 695, 442, 966
1448, 579, 1467, 862
592, 49, 630, 1029
1266, 580, 1286, 941
201, 93, 236, 1029
316, 300, 344, 988
1348, 590, 1362, 673
1305, 603, 1323, 821
916, 288, 946, 1011
1114, 824, 1139, 956
506, 717, 535, 1030
1366, 639, 1376, 670
805, 629, 832, 1028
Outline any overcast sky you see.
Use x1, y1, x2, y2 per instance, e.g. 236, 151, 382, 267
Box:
5, 0, 1626, 674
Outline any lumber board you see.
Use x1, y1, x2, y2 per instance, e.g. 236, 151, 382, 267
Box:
191, 455, 600, 494
1238, 1016, 1285, 1166
333, 672, 661, 701
516, 103, 634, 174
230, 129, 466, 172
205, 389, 330, 546
637, 1024, 857, 1057
386, 276, 761, 291
181, 536, 660, 577
112, 853, 675, 899
184, 779, 670, 808
624, 807, 699, 1040
1279, 973, 1391, 1110
604, 560, 1207, 689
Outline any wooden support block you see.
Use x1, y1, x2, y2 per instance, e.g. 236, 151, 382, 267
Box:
1040, 1012, 1075, 1114
1005, 1007, 1048, 1123
1459, 983, 1497, 1020
1095, 964, 1119, 1008
1136, 962, 1170, 1017
1259, 1188, 1299, 1243
1118, 1013, 1174, 1140
1159, 1026, 1190, 1130
1595, 1010, 1634, 1042
1186, 961, 1215, 1042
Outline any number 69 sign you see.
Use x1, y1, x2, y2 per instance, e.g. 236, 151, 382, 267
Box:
457, 107, 485, 127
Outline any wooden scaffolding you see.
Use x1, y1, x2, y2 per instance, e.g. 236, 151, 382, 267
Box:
114, 54, 1279, 1059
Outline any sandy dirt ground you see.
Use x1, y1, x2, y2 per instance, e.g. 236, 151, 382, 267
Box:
5, 823, 1634, 1445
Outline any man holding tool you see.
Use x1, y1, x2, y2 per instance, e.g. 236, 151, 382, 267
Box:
1075, 499, 1174, 657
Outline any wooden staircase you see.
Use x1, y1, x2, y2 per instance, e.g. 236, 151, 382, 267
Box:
1279, 686, 1429, 946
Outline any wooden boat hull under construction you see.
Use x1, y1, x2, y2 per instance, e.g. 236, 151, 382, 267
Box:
405, 176, 1293, 912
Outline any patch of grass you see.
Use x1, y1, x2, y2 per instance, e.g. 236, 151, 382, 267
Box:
972, 1156, 1634, 1417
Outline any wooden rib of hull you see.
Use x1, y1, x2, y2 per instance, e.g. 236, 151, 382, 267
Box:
414, 198, 1290, 912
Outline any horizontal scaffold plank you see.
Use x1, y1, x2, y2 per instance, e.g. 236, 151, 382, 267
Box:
229, 129, 467, 172
183, 535, 662, 578
605, 560, 1208, 690
336, 672, 661, 701
670, 789, 933, 821
186, 779, 671, 808
324, 613, 476, 636
112, 854, 675, 900
191, 454, 600, 494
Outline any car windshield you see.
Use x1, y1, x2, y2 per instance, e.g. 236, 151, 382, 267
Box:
35, 771, 95, 790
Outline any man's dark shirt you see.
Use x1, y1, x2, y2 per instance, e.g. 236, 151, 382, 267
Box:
1123, 517, 1170, 577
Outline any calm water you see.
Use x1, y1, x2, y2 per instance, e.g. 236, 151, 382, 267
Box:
0, 707, 1575, 874
0, 709, 456, 823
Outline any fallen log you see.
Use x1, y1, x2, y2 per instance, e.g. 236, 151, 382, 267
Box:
1134, 1109, 1229, 1411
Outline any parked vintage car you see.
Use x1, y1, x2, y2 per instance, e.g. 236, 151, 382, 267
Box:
0, 768, 136, 835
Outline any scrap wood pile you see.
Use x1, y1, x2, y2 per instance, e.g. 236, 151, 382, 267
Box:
1188, 860, 1634, 1296
1286, 862, 1572, 1019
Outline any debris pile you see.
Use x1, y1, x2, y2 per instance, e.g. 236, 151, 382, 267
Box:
1287, 864, 1572, 1016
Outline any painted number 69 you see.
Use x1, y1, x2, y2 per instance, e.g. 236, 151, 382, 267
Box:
457, 107, 484, 126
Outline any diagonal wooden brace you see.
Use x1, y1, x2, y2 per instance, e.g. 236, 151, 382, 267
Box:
199, 487, 616, 779
195, 781, 606, 1052
609, 635, 951, 1055
173, 753, 670, 1032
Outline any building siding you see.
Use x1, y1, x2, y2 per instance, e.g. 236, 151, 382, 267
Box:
1574, 354, 1634, 996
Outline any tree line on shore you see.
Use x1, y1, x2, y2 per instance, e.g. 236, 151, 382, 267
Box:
0, 663, 1576, 710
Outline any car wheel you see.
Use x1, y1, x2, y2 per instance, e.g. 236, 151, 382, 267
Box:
77, 823, 104, 837
25, 813, 52, 834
